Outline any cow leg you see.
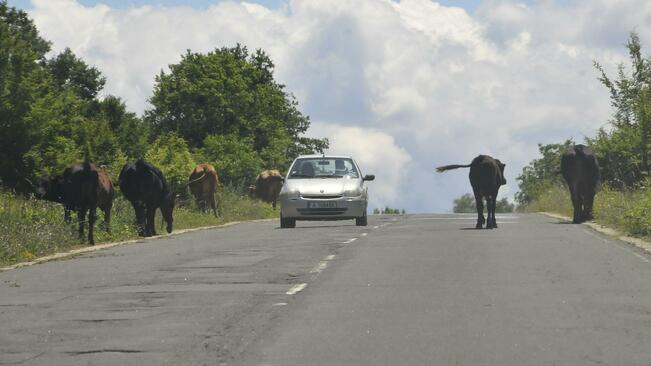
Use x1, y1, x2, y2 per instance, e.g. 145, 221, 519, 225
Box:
103, 204, 111, 233
64, 207, 72, 224
272, 198, 277, 210
77, 208, 86, 241
584, 190, 595, 221
474, 194, 485, 229
210, 194, 218, 217
487, 195, 497, 229
133, 202, 146, 236
146, 205, 156, 237
568, 186, 582, 224
88, 206, 96, 245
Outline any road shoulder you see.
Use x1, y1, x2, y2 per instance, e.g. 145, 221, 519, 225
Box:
0, 219, 274, 272
539, 212, 651, 255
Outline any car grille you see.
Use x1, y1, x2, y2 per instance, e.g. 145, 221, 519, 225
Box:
297, 208, 348, 215
301, 194, 343, 199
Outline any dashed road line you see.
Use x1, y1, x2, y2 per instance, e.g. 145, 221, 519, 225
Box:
361, 233, 368, 237
310, 261, 328, 274
286, 283, 307, 295
325, 255, 336, 261
343, 238, 357, 244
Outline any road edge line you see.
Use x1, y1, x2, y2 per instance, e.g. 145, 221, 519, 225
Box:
538, 212, 651, 255
0, 218, 275, 273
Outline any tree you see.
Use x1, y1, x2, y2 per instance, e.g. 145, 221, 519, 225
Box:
198, 134, 263, 187
454, 193, 515, 213
45, 47, 106, 100
453, 193, 476, 213
144, 133, 196, 197
146, 45, 328, 174
0, 1, 51, 190
95, 95, 150, 159
515, 141, 572, 206
593, 32, 651, 187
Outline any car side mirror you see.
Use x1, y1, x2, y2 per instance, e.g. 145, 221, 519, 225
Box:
363, 174, 375, 181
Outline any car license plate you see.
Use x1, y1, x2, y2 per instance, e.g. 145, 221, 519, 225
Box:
307, 201, 336, 209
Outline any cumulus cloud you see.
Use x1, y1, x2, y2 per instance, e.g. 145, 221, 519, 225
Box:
26, 0, 651, 212
307, 123, 412, 210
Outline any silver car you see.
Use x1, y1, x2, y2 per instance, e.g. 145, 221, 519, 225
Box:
279, 155, 375, 228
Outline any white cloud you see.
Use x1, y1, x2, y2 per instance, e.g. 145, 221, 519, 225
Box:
308, 123, 412, 210
26, 0, 651, 212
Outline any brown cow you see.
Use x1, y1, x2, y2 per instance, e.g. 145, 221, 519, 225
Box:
249, 170, 284, 209
189, 164, 219, 217
38, 162, 114, 244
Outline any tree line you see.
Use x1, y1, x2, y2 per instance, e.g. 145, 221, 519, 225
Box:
0, 1, 327, 197
517, 33, 651, 206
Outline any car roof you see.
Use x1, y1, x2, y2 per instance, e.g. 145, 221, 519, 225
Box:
294, 154, 353, 159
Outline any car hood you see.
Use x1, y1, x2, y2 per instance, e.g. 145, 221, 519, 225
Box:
284, 177, 361, 195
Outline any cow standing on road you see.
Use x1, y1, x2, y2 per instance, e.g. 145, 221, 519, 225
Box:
249, 170, 284, 209
561, 144, 601, 224
189, 164, 219, 217
119, 160, 175, 237
436, 155, 507, 229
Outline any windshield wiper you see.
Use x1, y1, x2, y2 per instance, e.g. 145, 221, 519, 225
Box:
316, 174, 344, 178
289, 174, 314, 178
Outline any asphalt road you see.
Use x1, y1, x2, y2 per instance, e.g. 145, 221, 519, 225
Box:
1, 214, 650, 365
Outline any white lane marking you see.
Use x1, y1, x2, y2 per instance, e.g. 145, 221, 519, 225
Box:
273, 302, 288, 306
286, 283, 307, 295
343, 238, 357, 244
413, 217, 519, 221
583, 230, 651, 263
325, 255, 336, 261
310, 261, 328, 273
373, 226, 380, 229
361, 233, 368, 237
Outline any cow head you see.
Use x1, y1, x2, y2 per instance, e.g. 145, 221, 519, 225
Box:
161, 192, 176, 233
36, 175, 66, 203
496, 160, 507, 185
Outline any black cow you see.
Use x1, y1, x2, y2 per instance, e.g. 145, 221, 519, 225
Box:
37, 173, 72, 222
119, 160, 175, 237
436, 155, 507, 229
38, 163, 115, 244
561, 144, 601, 224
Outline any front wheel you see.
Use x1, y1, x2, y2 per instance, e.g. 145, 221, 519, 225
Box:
280, 214, 296, 229
355, 212, 368, 226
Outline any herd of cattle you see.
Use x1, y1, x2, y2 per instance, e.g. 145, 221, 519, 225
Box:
32, 143, 599, 244
436, 144, 600, 229
35, 160, 283, 244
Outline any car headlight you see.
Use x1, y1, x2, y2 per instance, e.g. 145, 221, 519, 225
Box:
343, 188, 363, 198
281, 188, 300, 198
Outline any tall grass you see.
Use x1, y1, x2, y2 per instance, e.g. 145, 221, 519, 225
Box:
524, 184, 651, 239
0, 188, 277, 267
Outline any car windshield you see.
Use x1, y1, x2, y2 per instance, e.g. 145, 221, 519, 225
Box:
288, 158, 359, 179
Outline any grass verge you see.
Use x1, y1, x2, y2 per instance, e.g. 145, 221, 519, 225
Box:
523, 184, 651, 239
0, 188, 277, 267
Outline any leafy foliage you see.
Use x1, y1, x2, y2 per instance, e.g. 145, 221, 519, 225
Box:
144, 133, 197, 196
146, 45, 328, 173
453, 193, 515, 213
515, 141, 573, 206
198, 134, 263, 187
591, 33, 651, 187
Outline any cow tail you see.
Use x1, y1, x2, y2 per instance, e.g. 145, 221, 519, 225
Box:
435, 164, 472, 173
